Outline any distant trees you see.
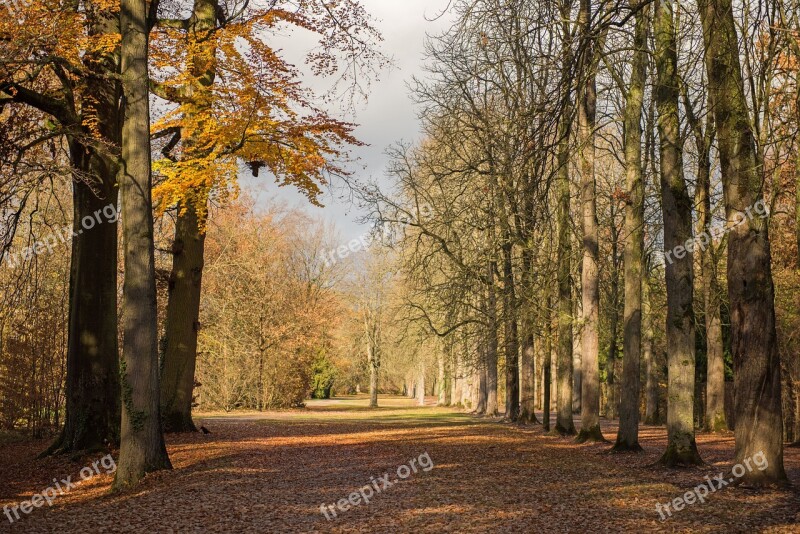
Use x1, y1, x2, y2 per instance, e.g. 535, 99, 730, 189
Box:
194, 201, 343, 411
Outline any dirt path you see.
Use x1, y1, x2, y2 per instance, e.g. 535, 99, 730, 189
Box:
1, 396, 799, 533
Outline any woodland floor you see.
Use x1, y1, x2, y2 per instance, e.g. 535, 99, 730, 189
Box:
1, 396, 799, 533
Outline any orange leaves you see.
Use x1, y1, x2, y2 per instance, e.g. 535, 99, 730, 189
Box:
149, 1, 367, 219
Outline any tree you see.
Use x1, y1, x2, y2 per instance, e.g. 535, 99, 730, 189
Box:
152, 0, 382, 431
699, 0, 788, 484
576, 0, 605, 443
113, 0, 172, 489
1, 0, 122, 455
653, 0, 702, 467
613, 0, 648, 452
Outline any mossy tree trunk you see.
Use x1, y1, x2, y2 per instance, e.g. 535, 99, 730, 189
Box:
653, 0, 702, 467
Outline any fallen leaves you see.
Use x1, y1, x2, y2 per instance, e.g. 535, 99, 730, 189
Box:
0, 396, 798, 533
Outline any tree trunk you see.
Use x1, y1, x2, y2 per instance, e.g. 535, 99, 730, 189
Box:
519, 326, 538, 423
613, 0, 648, 452
699, 0, 787, 484
417, 365, 426, 406
796, 86, 800, 270
476, 342, 488, 414
543, 298, 553, 431
576, 0, 604, 443
44, 5, 121, 457
50, 176, 120, 454
502, 241, 520, 421
452, 344, 464, 407
159, 0, 218, 434
698, 139, 726, 434
654, 0, 702, 467
643, 279, 660, 424
486, 263, 499, 416
114, 0, 172, 489
572, 319, 582, 414
160, 202, 205, 432
367, 325, 382, 408
437, 350, 450, 406
555, 75, 575, 436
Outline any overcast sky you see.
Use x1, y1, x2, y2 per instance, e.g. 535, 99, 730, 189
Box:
245, 0, 455, 240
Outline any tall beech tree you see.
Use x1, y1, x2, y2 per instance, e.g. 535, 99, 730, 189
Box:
653, 0, 702, 466
699, 0, 788, 484
552, 0, 576, 437
576, 0, 605, 443
0, 0, 121, 454
682, 86, 726, 433
613, 0, 648, 452
114, 0, 172, 489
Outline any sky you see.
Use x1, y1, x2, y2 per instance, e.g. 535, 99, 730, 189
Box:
245, 0, 455, 240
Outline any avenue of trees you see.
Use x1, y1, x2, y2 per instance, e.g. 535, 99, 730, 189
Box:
0, 0, 799, 494
361, 0, 800, 486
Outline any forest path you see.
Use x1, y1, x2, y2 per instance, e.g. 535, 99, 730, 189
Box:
1, 395, 799, 533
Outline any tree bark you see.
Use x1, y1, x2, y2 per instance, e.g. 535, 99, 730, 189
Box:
643, 278, 660, 424
52, 172, 120, 454
555, 110, 576, 436
543, 297, 553, 431
452, 342, 464, 407
159, 0, 218, 434
519, 324, 538, 423
43, 2, 121, 457
160, 202, 204, 432
697, 130, 726, 434
476, 341, 488, 414
437, 350, 450, 406
368, 342, 379, 408
417, 365, 426, 406
114, 0, 172, 489
486, 262, 499, 416
613, 0, 648, 452
654, 0, 702, 467
576, 0, 604, 443
502, 241, 520, 421
699, 0, 787, 484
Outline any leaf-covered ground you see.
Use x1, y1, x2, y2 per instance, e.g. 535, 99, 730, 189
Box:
1, 396, 799, 533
